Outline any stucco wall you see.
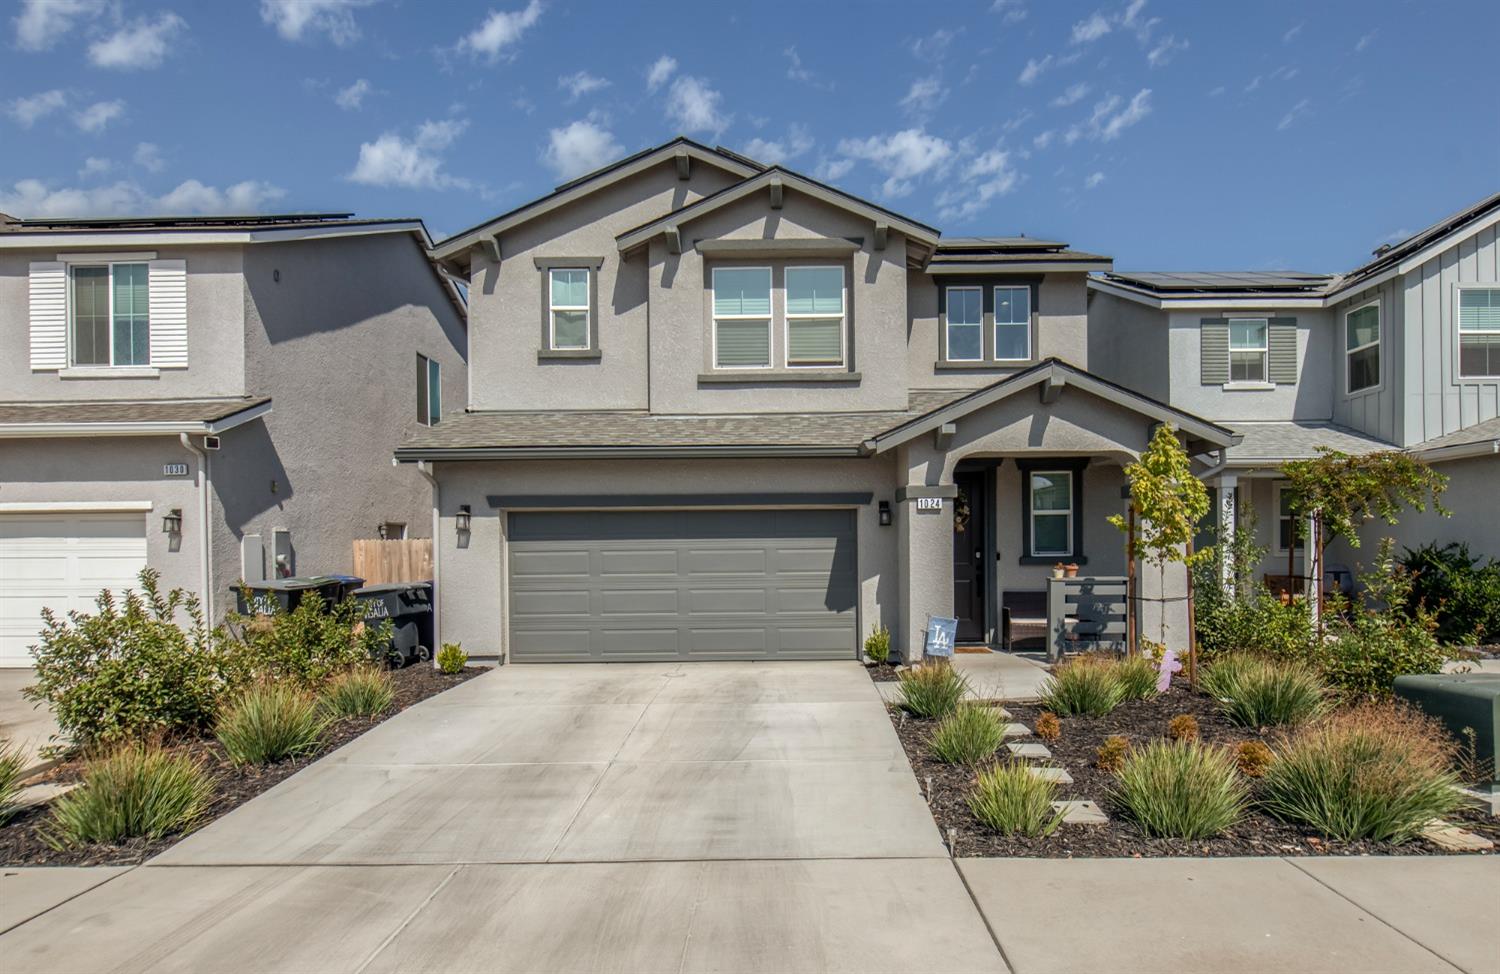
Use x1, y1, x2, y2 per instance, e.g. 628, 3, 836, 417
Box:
1340, 454, 1500, 564
1085, 289, 1170, 402
1, 244, 247, 401
1165, 309, 1334, 421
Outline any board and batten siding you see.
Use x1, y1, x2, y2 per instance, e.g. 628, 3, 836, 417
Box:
1331, 276, 1403, 445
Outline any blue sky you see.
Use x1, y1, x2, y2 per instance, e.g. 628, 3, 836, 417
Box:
3, 0, 1497, 270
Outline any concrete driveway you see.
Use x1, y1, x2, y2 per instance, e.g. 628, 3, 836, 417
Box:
0, 669, 62, 774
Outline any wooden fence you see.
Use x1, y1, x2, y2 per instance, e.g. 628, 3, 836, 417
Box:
352, 539, 434, 585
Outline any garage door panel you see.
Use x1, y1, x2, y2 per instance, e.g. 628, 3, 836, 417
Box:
779, 627, 858, 655
777, 585, 856, 614
509, 589, 592, 616
599, 628, 683, 656
509, 629, 592, 661
684, 548, 765, 576
600, 589, 678, 615
511, 549, 592, 578
776, 542, 855, 575
598, 549, 678, 576
687, 588, 767, 615
685, 628, 770, 655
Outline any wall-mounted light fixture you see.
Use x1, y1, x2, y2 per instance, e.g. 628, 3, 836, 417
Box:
376, 523, 389, 540
878, 501, 892, 527
455, 504, 472, 534
162, 508, 183, 535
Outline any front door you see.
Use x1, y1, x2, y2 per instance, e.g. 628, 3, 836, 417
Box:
952, 471, 987, 643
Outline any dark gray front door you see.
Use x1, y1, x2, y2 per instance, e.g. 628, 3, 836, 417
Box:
507, 509, 858, 662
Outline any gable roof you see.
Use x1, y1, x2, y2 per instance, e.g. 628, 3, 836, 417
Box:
428, 137, 761, 262
928, 236, 1112, 274
1326, 190, 1500, 301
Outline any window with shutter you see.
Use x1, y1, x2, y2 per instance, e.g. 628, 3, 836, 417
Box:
28, 261, 68, 371
1228, 318, 1268, 382
1200, 318, 1229, 384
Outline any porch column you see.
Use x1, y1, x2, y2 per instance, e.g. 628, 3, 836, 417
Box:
1216, 474, 1237, 595
896, 484, 956, 663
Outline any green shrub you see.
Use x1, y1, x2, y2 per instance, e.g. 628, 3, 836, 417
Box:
43, 744, 214, 848
24, 570, 231, 747
968, 762, 1067, 837
436, 642, 467, 675
1261, 702, 1462, 842
1201, 654, 1327, 727
1039, 655, 1125, 717
1400, 541, 1500, 646
215, 684, 329, 766
0, 739, 27, 824
1110, 740, 1248, 839
226, 593, 392, 690
1193, 511, 1320, 661
896, 663, 970, 719
1319, 544, 1449, 697
320, 667, 394, 719
929, 703, 1007, 766
863, 625, 892, 664
1114, 654, 1160, 701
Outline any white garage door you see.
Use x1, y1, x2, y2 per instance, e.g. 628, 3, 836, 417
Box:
0, 513, 149, 667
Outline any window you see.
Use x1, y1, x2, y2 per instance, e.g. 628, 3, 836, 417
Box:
379, 522, 408, 540
994, 286, 1032, 361
945, 286, 983, 362
712, 267, 772, 368
548, 268, 590, 350
1030, 471, 1073, 557
785, 266, 845, 367
1275, 483, 1303, 554
70, 262, 149, 366
1345, 302, 1380, 393
417, 353, 441, 426
1458, 286, 1500, 378
1228, 318, 1268, 383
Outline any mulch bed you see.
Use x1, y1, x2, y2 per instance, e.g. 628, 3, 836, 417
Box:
865, 661, 903, 682
890, 685, 1500, 858
0, 665, 482, 867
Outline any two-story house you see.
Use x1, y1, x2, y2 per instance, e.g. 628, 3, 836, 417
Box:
399, 138, 1238, 664
1090, 191, 1499, 587
0, 212, 466, 666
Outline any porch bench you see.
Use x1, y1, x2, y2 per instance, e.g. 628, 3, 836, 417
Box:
1047, 576, 1128, 662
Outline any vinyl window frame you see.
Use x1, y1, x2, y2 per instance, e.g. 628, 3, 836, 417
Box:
943, 285, 985, 363
68, 260, 151, 368
783, 264, 847, 368
1456, 284, 1500, 379
547, 267, 591, 351
417, 352, 441, 427
992, 284, 1033, 362
1344, 298, 1382, 396
1227, 317, 1269, 385
1029, 470, 1074, 558
710, 265, 774, 371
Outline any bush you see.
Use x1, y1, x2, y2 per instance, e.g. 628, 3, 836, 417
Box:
1034, 711, 1061, 742
1166, 714, 1199, 742
1260, 702, 1462, 842
1201, 654, 1326, 728
896, 663, 970, 719
1400, 541, 1500, 646
43, 744, 214, 848
1115, 654, 1160, 701
0, 739, 26, 824
1193, 514, 1319, 661
24, 570, 231, 747
1234, 740, 1274, 778
968, 762, 1067, 837
215, 684, 328, 765
1096, 735, 1129, 772
436, 642, 467, 675
929, 703, 1008, 766
863, 625, 892, 664
1039, 655, 1125, 717
1110, 740, 1248, 839
320, 667, 394, 719
1319, 544, 1449, 697
226, 593, 392, 689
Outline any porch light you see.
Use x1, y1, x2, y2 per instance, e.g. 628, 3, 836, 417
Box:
376, 523, 389, 540
878, 501, 892, 526
162, 508, 183, 535
455, 505, 472, 534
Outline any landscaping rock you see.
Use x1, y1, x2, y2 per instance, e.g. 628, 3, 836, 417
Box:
1001, 723, 1031, 738
12, 782, 77, 812
1420, 821, 1495, 852
1027, 766, 1073, 784
1051, 800, 1109, 825
1004, 742, 1051, 760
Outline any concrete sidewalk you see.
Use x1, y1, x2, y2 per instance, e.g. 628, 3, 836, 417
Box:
876, 650, 1052, 704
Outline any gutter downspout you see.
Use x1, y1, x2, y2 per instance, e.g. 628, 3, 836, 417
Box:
1194, 448, 1229, 481
415, 460, 441, 667
179, 433, 213, 621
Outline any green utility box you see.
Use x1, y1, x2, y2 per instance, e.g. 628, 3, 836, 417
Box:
1393, 672, 1500, 789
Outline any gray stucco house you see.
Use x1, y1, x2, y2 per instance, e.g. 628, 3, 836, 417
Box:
0, 212, 466, 666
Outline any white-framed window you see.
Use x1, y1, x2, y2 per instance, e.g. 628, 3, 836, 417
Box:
945, 286, 983, 362
1228, 317, 1268, 383
784, 266, 846, 367
1275, 483, 1303, 554
548, 268, 590, 350
1030, 471, 1073, 557
417, 353, 441, 426
1458, 286, 1500, 378
711, 266, 773, 369
70, 262, 149, 367
994, 285, 1032, 361
1345, 300, 1380, 394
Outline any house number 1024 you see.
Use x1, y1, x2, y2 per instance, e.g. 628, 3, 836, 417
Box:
915, 497, 943, 511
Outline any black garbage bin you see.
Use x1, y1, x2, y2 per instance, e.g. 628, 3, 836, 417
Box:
352, 581, 434, 667
235, 574, 365, 615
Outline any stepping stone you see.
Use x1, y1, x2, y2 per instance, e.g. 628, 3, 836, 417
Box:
12, 781, 77, 812
1421, 821, 1495, 852
1001, 723, 1031, 738
1028, 766, 1073, 784
1051, 800, 1109, 825
1005, 742, 1052, 759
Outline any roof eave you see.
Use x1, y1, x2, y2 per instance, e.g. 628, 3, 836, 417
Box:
0, 399, 271, 439
929, 260, 1113, 274
394, 443, 870, 462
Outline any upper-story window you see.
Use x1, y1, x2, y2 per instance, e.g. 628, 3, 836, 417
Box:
1458, 286, 1500, 378
548, 268, 590, 350
71, 262, 149, 366
945, 286, 983, 362
417, 353, 441, 426
1228, 318, 1268, 383
994, 286, 1032, 361
1345, 301, 1380, 394
785, 266, 846, 367
712, 267, 773, 369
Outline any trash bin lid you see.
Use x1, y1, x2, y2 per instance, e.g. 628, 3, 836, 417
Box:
353, 583, 413, 595
246, 577, 329, 592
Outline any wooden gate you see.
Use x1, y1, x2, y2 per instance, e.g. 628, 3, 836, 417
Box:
352, 539, 434, 585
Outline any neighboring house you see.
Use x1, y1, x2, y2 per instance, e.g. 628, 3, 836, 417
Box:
1089, 191, 1500, 586
0, 212, 466, 667
399, 138, 1238, 664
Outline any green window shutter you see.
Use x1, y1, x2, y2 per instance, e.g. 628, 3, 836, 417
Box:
1267, 317, 1298, 384
1200, 318, 1229, 384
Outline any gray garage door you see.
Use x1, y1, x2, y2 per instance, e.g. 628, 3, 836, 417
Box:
507, 509, 857, 662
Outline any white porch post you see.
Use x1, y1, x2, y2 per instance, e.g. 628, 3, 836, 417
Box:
1216, 474, 1237, 595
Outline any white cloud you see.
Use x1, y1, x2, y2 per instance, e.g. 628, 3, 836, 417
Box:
74, 99, 125, 133
645, 54, 677, 92
88, 12, 186, 70
1207, 85, 1226, 97
938, 147, 1020, 220
910, 28, 957, 61
1084, 171, 1105, 189
665, 75, 728, 135
834, 128, 953, 198
1032, 129, 1055, 149
784, 46, 811, 83
349, 119, 469, 189
1354, 30, 1377, 52
558, 71, 610, 102
0, 176, 284, 218
1070, 11, 1112, 44
134, 141, 165, 172
741, 125, 813, 165
1282, 22, 1303, 43
1269, 64, 1299, 81
335, 78, 372, 110
259, 0, 375, 45
1066, 89, 1152, 144
458, 0, 542, 62
1017, 55, 1051, 85
1146, 34, 1188, 67
1121, 0, 1159, 42
1244, 75, 1262, 93
79, 156, 112, 178
8, 89, 68, 127
541, 118, 622, 180
1051, 82, 1090, 107
13, 0, 101, 51
815, 158, 855, 182
900, 76, 948, 112
990, 0, 1027, 24
1277, 98, 1311, 131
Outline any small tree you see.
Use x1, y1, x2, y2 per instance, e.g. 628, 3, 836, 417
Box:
1109, 424, 1212, 675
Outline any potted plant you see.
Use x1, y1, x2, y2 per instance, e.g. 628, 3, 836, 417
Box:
1052, 563, 1066, 579
1064, 562, 1080, 578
